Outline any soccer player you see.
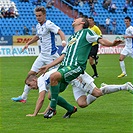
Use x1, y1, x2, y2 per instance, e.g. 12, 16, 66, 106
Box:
24, 68, 133, 118
11, 6, 66, 103
88, 17, 102, 78
118, 16, 133, 78
39, 17, 123, 119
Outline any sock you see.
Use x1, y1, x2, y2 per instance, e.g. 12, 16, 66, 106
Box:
120, 61, 126, 74
50, 84, 60, 110
100, 84, 127, 95
86, 94, 97, 105
57, 96, 74, 112
91, 64, 98, 75
21, 84, 30, 100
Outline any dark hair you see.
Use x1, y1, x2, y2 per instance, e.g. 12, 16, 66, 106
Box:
82, 18, 89, 29
125, 16, 131, 22
88, 17, 94, 21
34, 6, 46, 14
83, 15, 88, 19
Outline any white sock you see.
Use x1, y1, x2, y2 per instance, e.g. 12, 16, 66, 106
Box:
21, 84, 30, 100
86, 94, 97, 105
100, 84, 127, 95
120, 61, 126, 74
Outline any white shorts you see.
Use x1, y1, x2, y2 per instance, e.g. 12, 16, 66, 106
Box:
72, 82, 96, 101
31, 52, 59, 72
121, 47, 133, 58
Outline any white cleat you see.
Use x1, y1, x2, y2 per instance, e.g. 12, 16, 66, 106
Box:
100, 83, 107, 87
126, 82, 133, 94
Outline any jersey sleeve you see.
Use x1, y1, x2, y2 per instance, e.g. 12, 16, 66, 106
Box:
130, 26, 133, 35
36, 24, 39, 36
61, 45, 67, 55
86, 30, 101, 43
38, 76, 48, 93
46, 20, 60, 34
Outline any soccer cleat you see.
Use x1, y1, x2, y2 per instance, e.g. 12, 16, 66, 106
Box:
126, 82, 133, 94
100, 83, 107, 87
44, 108, 56, 119
11, 96, 26, 103
63, 106, 77, 118
95, 55, 99, 65
92, 74, 99, 79
117, 73, 127, 78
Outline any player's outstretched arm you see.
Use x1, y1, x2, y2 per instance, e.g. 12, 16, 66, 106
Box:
58, 29, 66, 47
98, 38, 124, 47
26, 91, 46, 117
39, 54, 65, 74
21, 35, 39, 52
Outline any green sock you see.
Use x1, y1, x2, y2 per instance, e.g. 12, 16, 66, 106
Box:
50, 84, 59, 110
57, 96, 74, 113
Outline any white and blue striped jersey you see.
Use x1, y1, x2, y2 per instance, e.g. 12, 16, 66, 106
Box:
37, 68, 57, 93
36, 20, 60, 55
125, 25, 133, 49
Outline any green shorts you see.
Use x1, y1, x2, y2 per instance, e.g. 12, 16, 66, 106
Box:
57, 65, 84, 83
57, 65, 84, 92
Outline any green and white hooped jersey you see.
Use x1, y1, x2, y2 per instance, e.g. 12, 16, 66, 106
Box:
61, 28, 101, 70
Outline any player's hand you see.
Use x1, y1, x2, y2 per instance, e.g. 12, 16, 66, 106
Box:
62, 42, 66, 47
26, 114, 36, 117
113, 39, 124, 46
38, 65, 49, 76
21, 44, 29, 53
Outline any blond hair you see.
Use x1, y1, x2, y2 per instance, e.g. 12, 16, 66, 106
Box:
34, 6, 46, 14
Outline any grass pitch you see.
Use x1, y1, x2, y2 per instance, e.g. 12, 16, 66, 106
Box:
0, 54, 133, 133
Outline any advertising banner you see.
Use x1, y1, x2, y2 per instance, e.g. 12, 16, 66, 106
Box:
13, 36, 37, 46
98, 44, 124, 54
0, 46, 39, 57
0, 35, 125, 57
0, 36, 13, 46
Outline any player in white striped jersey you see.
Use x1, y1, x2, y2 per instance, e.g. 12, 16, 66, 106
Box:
11, 6, 66, 103
24, 68, 133, 118
118, 16, 133, 78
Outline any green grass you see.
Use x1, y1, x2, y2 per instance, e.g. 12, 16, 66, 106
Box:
0, 55, 133, 133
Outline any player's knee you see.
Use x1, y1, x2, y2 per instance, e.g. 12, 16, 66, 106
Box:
50, 72, 61, 85
92, 89, 102, 97
77, 98, 87, 108
50, 73, 57, 84
78, 102, 87, 108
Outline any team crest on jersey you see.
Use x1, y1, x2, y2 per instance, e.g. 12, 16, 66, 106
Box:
68, 38, 76, 46
67, 66, 71, 70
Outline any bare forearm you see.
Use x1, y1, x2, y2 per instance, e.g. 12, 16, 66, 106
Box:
47, 54, 65, 68
58, 30, 66, 47
58, 29, 65, 41
33, 99, 44, 116
27, 35, 39, 45
98, 38, 114, 47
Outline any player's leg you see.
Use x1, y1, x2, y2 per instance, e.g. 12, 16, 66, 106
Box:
44, 66, 83, 119
11, 53, 46, 103
41, 90, 77, 118
58, 96, 77, 118
72, 83, 97, 108
118, 48, 127, 78
100, 82, 133, 94
88, 45, 99, 78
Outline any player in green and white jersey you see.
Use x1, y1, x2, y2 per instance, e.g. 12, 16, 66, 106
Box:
39, 17, 123, 119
